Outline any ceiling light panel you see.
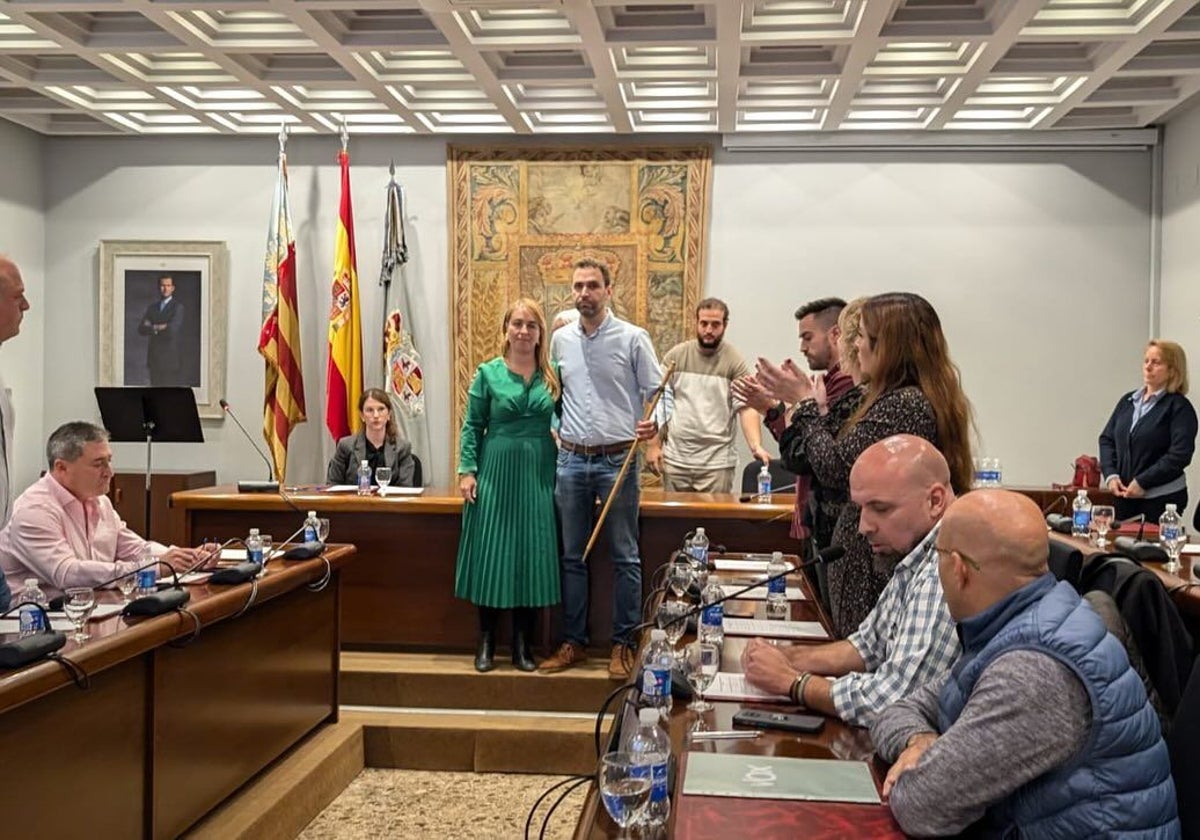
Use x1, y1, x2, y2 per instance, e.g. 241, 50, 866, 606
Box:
599, 4, 716, 44
169, 10, 315, 50
1024, 0, 1175, 36
481, 48, 593, 81
741, 1, 863, 41
455, 6, 579, 46
307, 8, 444, 49
613, 44, 715, 78
867, 41, 985, 75
26, 11, 182, 50
355, 49, 473, 83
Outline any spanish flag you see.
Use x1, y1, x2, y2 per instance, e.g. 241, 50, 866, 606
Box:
326, 148, 363, 441
258, 146, 306, 481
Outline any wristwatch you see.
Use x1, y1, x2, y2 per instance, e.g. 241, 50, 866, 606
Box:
765, 402, 786, 424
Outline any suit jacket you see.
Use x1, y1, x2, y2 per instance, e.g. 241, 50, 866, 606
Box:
1099, 390, 1198, 493
138, 297, 185, 373
327, 431, 416, 487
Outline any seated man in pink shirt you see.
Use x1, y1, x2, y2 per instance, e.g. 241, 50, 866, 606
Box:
0, 420, 215, 598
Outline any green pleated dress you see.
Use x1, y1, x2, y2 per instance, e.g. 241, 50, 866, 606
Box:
454, 357, 560, 608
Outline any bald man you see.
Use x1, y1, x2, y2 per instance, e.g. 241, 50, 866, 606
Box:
741, 434, 960, 726
0, 257, 29, 526
872, 490, 1178, 837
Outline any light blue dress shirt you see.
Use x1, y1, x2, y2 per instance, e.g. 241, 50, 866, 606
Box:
551, 311, 670, 446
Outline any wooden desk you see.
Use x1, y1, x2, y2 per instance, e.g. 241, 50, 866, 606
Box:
1009, 484, 1116, 513
572, 554, 902, 839
172, 487, 795, 652
0, 545, 354, 840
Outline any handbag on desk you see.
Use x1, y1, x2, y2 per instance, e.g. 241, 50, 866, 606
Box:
1055, 455, 1102, 492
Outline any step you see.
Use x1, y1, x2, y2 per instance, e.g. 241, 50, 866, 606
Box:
184, 720, 363, 840
341, 651, 619, 714
343, 707, 608, 777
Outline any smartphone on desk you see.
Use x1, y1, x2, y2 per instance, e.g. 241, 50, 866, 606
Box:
732, 708, 825, 734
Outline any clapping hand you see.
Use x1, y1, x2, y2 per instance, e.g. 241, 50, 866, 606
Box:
755, 358, 813, 405
812, 374, 828, 415
732, 375, 777, 413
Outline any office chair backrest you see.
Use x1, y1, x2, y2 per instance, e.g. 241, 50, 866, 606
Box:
740, 458, 794, 494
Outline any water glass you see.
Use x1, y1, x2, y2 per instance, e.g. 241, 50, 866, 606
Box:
684, 641, 719, 713
656, 600, 689, 651
598, 752, 651, 833
375, 466, 393, 495
667, 557, 693, 599
117, 572, 137, 602
260, 534, 274, 562
1164, 525, 1188, 573
62, 587, 96, 643
317, 518, 331, 542
1092, 505, 1115, 548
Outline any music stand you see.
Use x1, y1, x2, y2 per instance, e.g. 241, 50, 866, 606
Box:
95, 387, 204, 540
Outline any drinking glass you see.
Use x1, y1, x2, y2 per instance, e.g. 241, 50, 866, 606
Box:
1164, 525, 1188, 574
62, 587, 96, 643
598, 752, 651, 834
375, 466, 393, 495
260, 534, 274, 562
684, 641, 719, 713
1092, 505, 1115, 548
667, 557, 693, 599
317, 518, 331, 542
117, 572, 137, 602
656, 600, 689, 652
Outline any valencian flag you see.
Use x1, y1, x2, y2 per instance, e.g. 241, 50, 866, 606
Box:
258, 134, 306, 481
379, 169, 429, 480
326, 145, 364, 441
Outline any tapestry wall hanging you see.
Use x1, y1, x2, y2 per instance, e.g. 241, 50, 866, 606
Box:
448, 144, 713, 470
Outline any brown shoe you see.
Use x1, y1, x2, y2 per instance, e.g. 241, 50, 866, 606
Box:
608, 645, 634, 680
538, 642, 587, 674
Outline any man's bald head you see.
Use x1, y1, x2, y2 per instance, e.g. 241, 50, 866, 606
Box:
937, 489, 1050, 621
0, 255, 29, 344
851, 435, 955, 563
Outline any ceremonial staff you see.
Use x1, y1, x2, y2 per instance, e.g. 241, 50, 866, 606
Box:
581, 360, 677, 563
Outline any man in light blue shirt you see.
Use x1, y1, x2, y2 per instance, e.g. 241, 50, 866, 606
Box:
539, 258, 664, 679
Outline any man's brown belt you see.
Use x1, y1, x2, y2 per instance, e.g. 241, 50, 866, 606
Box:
559, 439, 635, 456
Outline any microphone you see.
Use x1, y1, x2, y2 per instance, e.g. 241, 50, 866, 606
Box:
0, 601, 66, 668
739, 482, 798, 502
1113, 535, 1167, 563
1041, 495, 1069, 516
1046, 514, 1073, 535
220, 398, 280, 494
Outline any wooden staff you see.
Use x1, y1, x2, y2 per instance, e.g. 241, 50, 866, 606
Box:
581, 361, 676, 563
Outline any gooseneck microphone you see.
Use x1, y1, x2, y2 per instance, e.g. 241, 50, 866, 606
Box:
220, 398, 280, 494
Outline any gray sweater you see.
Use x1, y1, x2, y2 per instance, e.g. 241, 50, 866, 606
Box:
870, 649, 1091, 837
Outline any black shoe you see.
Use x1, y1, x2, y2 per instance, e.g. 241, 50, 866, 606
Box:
511, 608, 537, 672
475, 630, 496, 672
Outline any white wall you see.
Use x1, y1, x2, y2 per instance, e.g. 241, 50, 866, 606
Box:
0, 119, 45, 493
38, 135, 1155, 492
1161, 101, 1200, 524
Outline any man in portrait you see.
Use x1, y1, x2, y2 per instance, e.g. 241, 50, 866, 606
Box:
138, 274, 186, 386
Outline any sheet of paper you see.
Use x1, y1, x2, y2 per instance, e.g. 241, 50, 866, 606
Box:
220, 548, 248, 561
325, 484, 359, 493
682, 753, 881, 805
1182, 544, 1200, 555
379, 487, 424, 497
723, 617, 828, 640
179, 572, 213, 585
719, 584, 805, 601
713, 558, 779, 572
703, 672, 790, 703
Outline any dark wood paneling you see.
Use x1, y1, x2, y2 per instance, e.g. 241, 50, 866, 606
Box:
111, 470, 217, 546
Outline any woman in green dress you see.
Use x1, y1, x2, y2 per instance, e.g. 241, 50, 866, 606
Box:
456, 298, 561, 672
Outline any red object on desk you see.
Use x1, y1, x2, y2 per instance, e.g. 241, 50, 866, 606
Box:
1112, 522, 1159, 538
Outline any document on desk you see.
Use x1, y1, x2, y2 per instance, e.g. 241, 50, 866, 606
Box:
324, 485, 424, 496
718, 584, 805, 601
704, 672, 790, 703
0, 617, 76, 633
712, 558, 792, 573
682, 753, 881, 805
723, 617, 828, 640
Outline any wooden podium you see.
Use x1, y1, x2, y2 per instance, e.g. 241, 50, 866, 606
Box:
110, 469, 216, 545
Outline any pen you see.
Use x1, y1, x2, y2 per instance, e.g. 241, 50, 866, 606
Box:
689, 730, 762, 741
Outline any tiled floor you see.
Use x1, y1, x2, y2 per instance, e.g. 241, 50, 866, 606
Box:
298, 768, 588, 839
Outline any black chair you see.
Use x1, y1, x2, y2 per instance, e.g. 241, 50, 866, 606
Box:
410, 453, 423, 487
740, 458, 794, 494
1168, 653, 1200, 838
1048, 539, 1083, 590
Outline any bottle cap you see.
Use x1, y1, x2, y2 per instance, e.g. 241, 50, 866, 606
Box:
361, 459, 369, 466
250, 528, 260, 535
650, 628, 666, 641
308, 510, 316, 517
1077, 489, 1087, 496
1167, 504, 1178, 512
772, 551, 783, 560
23, 578, 37, 587
639, 708, 659, 724
696, 527, 705, 537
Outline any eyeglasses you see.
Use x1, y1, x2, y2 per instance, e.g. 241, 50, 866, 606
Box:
934, 545, 981, 571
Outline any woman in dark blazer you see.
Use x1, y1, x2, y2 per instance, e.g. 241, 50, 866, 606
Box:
1099, 340, 1197, 523
327, 388, 417, 487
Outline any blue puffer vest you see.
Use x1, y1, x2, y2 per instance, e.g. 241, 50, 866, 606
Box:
938, 575, 1179, 839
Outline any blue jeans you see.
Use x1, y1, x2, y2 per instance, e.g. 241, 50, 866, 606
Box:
555, 449, 642, 648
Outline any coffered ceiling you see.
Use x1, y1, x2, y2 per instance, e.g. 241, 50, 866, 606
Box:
1, 0, 1199, 136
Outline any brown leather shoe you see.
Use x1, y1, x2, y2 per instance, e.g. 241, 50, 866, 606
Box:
538, 642, 587, 674
608, 645, 634, 680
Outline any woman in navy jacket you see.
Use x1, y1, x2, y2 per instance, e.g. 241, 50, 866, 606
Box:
1099, 340, 1197, 524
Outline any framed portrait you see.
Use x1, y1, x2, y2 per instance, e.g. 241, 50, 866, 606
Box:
98, 240, 229, 419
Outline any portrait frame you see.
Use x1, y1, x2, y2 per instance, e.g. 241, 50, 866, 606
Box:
98, 240, 229, 419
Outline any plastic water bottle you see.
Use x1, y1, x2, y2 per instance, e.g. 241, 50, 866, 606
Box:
688, 527, 710, 571
1160, 504, 1185, 568
357, 459, 372, 496
136, 543, 157, 597
698, 575, 724, 646
303, 510, 320, 543
756, 464, 772, 502
765, 550, 790, 621
1071, 490, 1092, 538
17, 578, 48, 637
990, 457, 1003, 486
638, 629, 674, 720
625, 707, 671, 830
247, 528, 264, 565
